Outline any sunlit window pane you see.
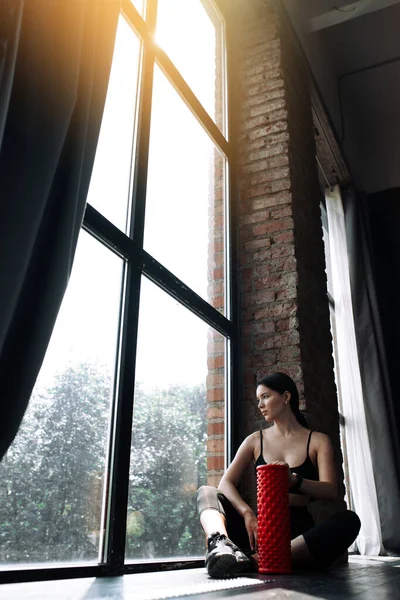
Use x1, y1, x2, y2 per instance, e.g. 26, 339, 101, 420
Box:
87, 16, 141, 231
126, 277, 225, 560
156, 0, 225, 132
129, 0, 145, 17
144, 66, 225, 313
0, 232, 123, 566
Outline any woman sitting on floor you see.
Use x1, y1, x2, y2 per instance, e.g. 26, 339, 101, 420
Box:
197, 372, 361, 578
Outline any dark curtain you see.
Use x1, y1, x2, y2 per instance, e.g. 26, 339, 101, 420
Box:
367, 188, 400, 432
0, 0, 120, 460
343, 188, 400, 554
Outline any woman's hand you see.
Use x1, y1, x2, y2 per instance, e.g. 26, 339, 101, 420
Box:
243, 508, 258, 552
269, 460, 295, 488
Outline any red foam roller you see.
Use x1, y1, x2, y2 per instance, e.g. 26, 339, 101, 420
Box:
256, 464, 292, 574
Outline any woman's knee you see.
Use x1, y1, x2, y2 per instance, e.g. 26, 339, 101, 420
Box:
197, 485, 218, 499
197, 485, 220, 515
332, 509, 361, 546
344, 510, 361, 539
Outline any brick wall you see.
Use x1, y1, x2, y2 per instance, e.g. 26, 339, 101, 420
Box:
206, 14, 226, 486
279, 5, 345, 518
206, 328, 225, 486
280, 8, 341, 436
217, 0, 345, 517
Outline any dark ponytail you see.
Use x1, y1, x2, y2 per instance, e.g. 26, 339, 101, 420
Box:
257, 372, 308, 428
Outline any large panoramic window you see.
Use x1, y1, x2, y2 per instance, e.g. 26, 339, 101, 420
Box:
0, 0, 231, 580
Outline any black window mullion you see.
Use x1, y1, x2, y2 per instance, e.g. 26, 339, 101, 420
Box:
102, 258, 140, 574
129, 0, 157, 247
104, 1, 158, 574
141, 250, 234, 338
83, 204, 134, 259
83, 206, 233, 338
121, 0, 148, 40
154, 47, 231, 161
123, 0, 230, 160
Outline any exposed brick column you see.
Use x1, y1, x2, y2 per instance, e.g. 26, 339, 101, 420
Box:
219, 0, 345, 517
206, 18, 226, 487
206, 327, 225, 486
279, 9, 340, 463
206, 149, 225, 488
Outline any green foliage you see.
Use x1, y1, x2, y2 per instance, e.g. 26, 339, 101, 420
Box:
0, 364, 207, 564
126, 384, 207, 558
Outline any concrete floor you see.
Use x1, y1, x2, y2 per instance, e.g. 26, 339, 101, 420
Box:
1, 556, 400, 600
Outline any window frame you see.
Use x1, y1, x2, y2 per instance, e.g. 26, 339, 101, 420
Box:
0, 0, 239, 583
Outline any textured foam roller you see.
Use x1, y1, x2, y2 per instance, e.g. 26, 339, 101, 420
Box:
256, 464, 291, 574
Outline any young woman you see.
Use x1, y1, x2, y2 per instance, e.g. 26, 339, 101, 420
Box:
197, 372, 360, 578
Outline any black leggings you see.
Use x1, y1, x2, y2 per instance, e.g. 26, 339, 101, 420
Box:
197, 485, 361, 569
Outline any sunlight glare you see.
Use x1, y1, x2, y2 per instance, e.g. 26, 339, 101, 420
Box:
129, 0, 145, 16
155, 0, 219, 124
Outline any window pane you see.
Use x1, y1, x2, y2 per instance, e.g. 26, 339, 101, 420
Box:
129, 0, 145, 16
144, 66, 225, 313
0, 232, 123, 566
87, 16, 141, 231
126, 277, 226, 560
156, 0, 225, 132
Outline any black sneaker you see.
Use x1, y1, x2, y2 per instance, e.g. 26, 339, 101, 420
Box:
205, 532, 251, 579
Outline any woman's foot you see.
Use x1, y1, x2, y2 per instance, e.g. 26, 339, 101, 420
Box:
205, 532, 251, 578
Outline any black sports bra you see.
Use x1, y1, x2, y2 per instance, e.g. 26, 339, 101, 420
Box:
255, 430, 319, 481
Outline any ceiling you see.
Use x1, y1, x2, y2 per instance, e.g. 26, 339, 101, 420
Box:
282, 0, 400, 194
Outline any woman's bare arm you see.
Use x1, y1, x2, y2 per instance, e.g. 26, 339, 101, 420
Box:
218, 433, 256, 515
294, 432, 338, 500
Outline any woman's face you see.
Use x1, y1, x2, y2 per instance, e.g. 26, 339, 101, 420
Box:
256, 385, 288, 421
